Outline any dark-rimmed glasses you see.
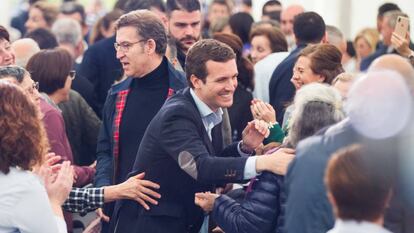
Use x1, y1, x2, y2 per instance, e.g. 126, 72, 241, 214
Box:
69, 70, 76, 80
114, 40, 147, 52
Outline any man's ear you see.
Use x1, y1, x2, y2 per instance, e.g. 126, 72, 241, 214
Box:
190, 74, 202, 89
327, 191, 338, 217
146, 39, 157, 55
321, 32, 328, 44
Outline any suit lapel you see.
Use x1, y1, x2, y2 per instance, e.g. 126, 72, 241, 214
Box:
183, 88, 215, 155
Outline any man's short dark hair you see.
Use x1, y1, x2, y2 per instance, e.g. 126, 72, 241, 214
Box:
293, 12, 325, 44
115, 10, 167, 55
325, 144, 393, 222
185, 39, 236, 88
210, 0, 230, 12
378, 3, 400, 18
0, 25, 10, 42
262, 0, 282, 15
25, 28, 58, 49
124, 0, 166, 13
242, 0, 252, 7
60, 1, 86, 25
166, 0, 201, 16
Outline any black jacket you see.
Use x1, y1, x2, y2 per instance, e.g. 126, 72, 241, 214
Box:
213, 171, 284, 233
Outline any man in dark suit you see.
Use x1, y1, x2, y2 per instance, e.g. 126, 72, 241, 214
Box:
268, 12, 326, 124
360, 11, 414, 71
113, 39, 294, 233
77, 0, 167, 117
93, 9, 187, 232
284, 54, 414, 233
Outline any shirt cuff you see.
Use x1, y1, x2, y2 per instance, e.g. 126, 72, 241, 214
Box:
243, 156, 259, 179
237, 141, 253, 157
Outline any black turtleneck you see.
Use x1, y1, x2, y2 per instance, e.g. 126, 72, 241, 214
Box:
118, 57, 169, 184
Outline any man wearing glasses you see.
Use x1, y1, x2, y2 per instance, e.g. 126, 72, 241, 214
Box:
94, 9, 187, 229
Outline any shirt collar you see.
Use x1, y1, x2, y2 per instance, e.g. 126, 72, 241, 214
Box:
190, 88, 223, 124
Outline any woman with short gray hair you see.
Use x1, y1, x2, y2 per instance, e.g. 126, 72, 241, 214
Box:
287, 83, 344, 148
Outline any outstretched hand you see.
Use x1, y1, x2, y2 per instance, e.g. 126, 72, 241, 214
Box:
195, 192, 219, 213
256, 148, 295, 175
241, 119, 271, 151
105, 172, 161, 210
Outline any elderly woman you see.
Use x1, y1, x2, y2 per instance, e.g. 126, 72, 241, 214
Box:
0, 81, 73, 233
26, 48, 95, 187
195, 83, 344, 233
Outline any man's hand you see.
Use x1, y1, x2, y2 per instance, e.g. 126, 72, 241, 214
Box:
241, 119, 271, 151
194, 192, 219, 213
256, 148, 295, 175
104, 172, 161, 210
391, 32, 412, 58
96, 208, 110, 222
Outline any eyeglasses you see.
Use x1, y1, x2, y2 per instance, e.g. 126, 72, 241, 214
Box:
69, 70, 76, 80
26, 81, 39, 95
114, 40, 147, 52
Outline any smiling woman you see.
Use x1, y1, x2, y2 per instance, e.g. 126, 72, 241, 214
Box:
291, 44, 344, 90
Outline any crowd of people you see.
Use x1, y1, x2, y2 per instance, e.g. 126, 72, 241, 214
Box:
0, 0, 414, 233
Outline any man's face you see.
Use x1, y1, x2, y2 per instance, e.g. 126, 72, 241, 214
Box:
280, 10, 295, 36
381, 17, 393, 46
192, 59, 238, 111
116, 26, 148, 78
168, 10, 201, 53
0, 39, 15, 66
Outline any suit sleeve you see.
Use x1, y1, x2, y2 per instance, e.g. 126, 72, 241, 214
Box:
94, 96, 114, 187
159, 107, 248, 184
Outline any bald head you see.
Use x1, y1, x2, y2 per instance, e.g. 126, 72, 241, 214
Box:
369, 54, 414, 92
281, 4, 305, 36
11, 38, 40, 68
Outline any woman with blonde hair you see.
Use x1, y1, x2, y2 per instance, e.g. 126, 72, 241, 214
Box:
350, 28, 380, 71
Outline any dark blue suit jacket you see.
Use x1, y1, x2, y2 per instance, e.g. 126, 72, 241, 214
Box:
268, 44, 307, 124
113, 87, 249, 233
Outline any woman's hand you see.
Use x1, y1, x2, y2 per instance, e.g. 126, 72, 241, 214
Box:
251, 99, 277, 124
